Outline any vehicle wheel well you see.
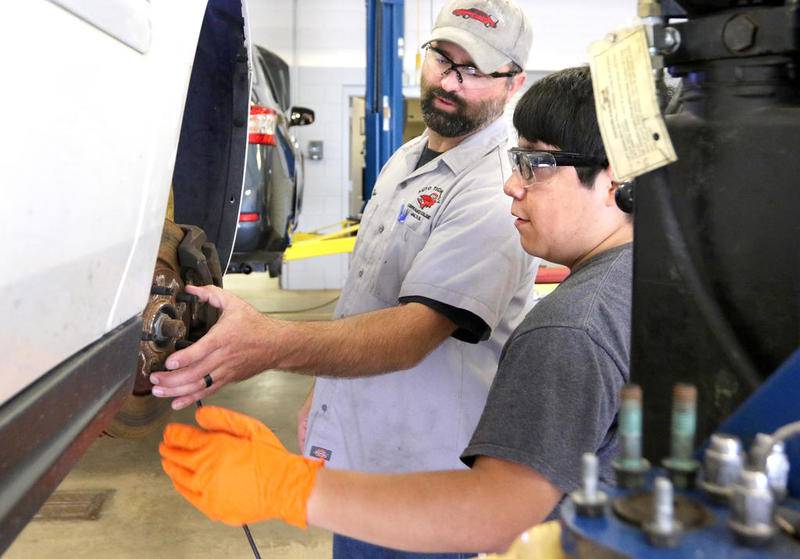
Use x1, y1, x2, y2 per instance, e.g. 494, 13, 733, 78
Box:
171, 0, 250, 271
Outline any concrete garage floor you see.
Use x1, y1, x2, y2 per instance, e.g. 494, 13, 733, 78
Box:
6, 274, 340, 559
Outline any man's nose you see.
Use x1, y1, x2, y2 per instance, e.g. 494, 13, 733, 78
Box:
504, 173, 526, 200
439, 69, 462, 92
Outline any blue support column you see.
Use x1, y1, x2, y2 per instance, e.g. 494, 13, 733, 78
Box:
365, 0, 404, 204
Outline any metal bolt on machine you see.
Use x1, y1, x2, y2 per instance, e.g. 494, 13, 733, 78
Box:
560, 380, 800, 558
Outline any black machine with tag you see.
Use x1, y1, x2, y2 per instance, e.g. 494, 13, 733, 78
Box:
630, 0, 800, 462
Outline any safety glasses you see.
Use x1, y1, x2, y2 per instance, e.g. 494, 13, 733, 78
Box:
507, 148, 608, 185
423, 46, 520, 90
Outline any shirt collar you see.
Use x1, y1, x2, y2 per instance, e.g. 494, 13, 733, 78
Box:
400, 117, 509, 182
440, 118, 509, 174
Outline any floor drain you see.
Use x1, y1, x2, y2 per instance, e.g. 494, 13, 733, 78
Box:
33, 489, 114, 521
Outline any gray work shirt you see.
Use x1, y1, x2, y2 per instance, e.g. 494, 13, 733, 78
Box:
304, 118, 538, 473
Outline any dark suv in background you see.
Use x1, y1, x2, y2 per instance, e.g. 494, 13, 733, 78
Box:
228, 46, 314, 276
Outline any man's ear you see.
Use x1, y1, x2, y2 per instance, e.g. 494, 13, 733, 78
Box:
507, 72, 527, 97
596, 167, 619, 207
594, 165, 635, 215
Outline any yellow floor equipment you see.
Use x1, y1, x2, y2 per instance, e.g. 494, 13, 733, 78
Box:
283, 220, 360, 261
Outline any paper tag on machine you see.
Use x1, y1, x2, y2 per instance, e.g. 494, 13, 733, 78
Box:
588, 25, 677, 183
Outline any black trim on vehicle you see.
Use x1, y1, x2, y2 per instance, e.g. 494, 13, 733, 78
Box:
0, 316, 141, 554
172, 0, 250, 270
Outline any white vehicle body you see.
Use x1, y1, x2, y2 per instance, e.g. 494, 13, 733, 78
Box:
0, 0, 251, 551
1, 1, 212, 405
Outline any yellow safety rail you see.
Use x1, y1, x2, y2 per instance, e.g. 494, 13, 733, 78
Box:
284, 220, 360, 261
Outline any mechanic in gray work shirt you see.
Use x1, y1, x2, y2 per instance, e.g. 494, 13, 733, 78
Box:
159, 65, 633, 556
151, 1, 536, 557
313, 103, 537, 472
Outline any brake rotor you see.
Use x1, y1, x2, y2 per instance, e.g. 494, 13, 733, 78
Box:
104, 220, 221, 438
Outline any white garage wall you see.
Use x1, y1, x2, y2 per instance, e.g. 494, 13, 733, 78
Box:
247, 0, 637, 289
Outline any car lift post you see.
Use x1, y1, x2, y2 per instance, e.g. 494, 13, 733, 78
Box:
364, 0, 405, 206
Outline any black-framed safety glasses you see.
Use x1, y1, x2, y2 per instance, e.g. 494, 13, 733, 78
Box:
424, 46, 520, 89
508, 148, 608, 185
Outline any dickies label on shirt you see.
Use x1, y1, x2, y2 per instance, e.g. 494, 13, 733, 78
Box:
310, 446, 333, 461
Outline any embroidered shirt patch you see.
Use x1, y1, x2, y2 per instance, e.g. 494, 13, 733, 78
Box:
407, 186, 444, 221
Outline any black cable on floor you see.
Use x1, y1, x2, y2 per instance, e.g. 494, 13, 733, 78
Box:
196, 400, 263, 559
242, 524, 262, 559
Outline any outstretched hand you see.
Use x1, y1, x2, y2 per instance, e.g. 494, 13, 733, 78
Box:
149, 284, 282, 410
160, 406, 324, 527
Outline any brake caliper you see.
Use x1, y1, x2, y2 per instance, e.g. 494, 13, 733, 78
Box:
105, 220, 224, 438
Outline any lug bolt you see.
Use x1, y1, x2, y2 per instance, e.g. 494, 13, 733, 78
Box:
729, 469, 776, 546
749, 433, 790, 502
699, 433, 744, 503
612, 384, 650, 488
644, 477, 683, 547
151, 285, 174, 297
176, 292, 199, 304
175, 339, 194, 350
571, 453, 608, 517
662, 383, 700, 489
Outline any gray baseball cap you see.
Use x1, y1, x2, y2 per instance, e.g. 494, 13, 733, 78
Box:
423, 0, 532, 73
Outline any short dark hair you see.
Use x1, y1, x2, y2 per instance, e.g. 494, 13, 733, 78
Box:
512, 66, 607, 186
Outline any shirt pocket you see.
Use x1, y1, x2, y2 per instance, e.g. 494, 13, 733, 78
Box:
369, 218, 429, 303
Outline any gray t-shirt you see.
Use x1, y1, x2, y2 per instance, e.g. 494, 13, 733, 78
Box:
461, 244, 632, 500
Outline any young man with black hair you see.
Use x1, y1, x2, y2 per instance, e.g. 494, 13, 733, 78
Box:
160, 65, 632, 555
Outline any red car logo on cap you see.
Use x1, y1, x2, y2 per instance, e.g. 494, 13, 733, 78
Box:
452, 8, 498, 28
417, 193, 439, 209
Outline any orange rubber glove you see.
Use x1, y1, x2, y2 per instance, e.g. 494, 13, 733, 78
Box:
159, 405, 324, 527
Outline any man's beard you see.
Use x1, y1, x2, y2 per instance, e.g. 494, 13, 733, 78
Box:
420, 77, 506, 138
